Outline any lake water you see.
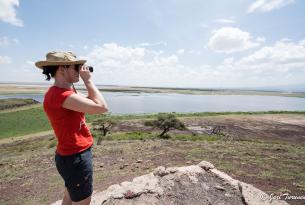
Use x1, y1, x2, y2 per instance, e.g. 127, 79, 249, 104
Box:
1, 92, 305, 114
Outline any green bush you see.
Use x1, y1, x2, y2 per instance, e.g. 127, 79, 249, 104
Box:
0, 98, 39, 110
144, 113, 186, 137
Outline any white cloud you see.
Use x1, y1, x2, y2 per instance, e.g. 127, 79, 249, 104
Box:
177, 49, 184, 54
0, 36, 10, 46
2, 39, 304, 88
208, 27, 262, 53
238, 38, 305, 67
83, 43, 187, 87
68, 40, 305, 88
0, 0, 23, 27
204, 38, 305, 86
214, 18, 235, 24
299, 39, 305, 46
83, 42, 294, 88
179, 38, 305, 88
12, 38, 18, 44
0, 36, 18, 46
187, 50, 201, 55
256, 37, 266, 43
83, 45, 89, 51
223, 57, 235, 65
86, 43, 146, 66
0, 56, 11, 64
248, 0, 295, 13
137, 41, 167, 47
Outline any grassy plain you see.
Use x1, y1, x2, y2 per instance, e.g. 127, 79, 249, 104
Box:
1, 87, 305, 204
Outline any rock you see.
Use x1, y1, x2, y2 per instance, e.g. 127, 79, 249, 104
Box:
153, 166, 169, 177
166, 167, 178, 173
92, 173, 162, 204
119, 164, 129, 169
239, 182, 289, 205
52, 161, 289, 205
214, 185, 225, 191
136, 159, 142, 163
176, 165, 204, 184
99, 163, 105, 168
225, 193, 232, 198
210, 168, 239, 190
124, 190, 140, 199
198, 161, 215, 171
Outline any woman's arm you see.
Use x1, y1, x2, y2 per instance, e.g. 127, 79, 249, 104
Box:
62, 93, 108, 114
62, 65, 108, 114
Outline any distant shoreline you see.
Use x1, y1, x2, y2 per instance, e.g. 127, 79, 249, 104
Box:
0, 82, 305, 98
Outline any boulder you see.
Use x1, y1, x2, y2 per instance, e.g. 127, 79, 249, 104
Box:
52, 160, 289, 205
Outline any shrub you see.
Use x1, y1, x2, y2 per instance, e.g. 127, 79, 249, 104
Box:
144, 113, 187, 138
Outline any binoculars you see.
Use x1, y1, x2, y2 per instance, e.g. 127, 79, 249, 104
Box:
77, 65, 93, 72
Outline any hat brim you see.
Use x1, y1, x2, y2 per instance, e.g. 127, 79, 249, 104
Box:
35, 60, 87, 69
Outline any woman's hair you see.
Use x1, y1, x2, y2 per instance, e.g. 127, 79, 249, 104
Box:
42, 66, 59, 81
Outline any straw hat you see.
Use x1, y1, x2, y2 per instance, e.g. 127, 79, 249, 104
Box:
35, 51, 86, 69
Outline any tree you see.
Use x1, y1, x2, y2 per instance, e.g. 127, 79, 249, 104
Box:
144, 113, 186, 138
92, 115, 117, 145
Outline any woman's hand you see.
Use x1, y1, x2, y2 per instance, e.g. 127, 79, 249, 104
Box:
79, 65, 91, 83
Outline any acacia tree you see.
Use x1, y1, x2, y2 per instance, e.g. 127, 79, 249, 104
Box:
92, 116, 117, 145
144, 113, 186, 138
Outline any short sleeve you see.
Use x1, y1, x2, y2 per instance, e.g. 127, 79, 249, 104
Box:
53, 89, 74, 109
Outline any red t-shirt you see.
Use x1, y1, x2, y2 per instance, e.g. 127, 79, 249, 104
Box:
43, 86, 93, 156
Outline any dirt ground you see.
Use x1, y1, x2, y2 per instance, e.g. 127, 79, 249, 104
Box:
0, 114, 305, 205
112, 114, 305, 143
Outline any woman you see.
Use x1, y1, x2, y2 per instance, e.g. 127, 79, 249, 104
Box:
35, 51, 108, 205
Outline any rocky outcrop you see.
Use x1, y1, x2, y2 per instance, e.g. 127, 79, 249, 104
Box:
52, 161, 289, 205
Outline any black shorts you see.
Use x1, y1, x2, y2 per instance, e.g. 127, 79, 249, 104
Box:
55, 147, 93, 202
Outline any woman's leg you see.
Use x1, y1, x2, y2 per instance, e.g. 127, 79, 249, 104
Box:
58, 148, 93, 204
72, 196, 91, 205
61, 187, 72, 205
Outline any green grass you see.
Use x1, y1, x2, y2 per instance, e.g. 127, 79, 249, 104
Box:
0, 107, 51, 139
173, 133, 221, 141
103, 110, 305, 121
92, 130, 223, 142
258, 170, 274, 179
93, 131, 156, 141
1, 101, 305, 139
295, 182, 305, 192
1, 136, 54, 156
0, 131, 304, 203
0, 136, 55, 182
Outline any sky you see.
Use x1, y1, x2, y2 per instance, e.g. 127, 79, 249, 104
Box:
0, 0, 305, 89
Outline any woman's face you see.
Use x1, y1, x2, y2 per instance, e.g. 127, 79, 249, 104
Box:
65, 64, 80, 83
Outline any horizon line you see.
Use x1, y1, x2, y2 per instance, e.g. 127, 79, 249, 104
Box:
0, 81, 304, 93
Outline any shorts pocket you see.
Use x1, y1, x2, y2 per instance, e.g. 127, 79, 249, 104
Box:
67, 171, 93, 202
